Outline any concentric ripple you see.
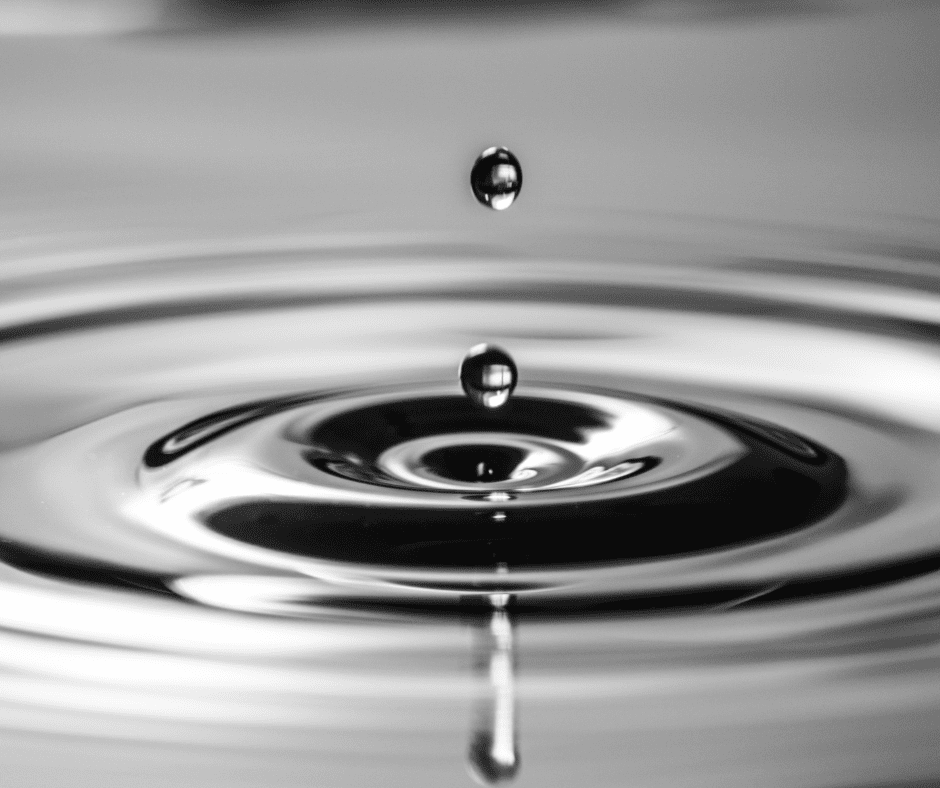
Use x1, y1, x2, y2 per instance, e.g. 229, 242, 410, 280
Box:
2, 219, 940, 612
2, 216, 940, 785
129, 384, 847, 576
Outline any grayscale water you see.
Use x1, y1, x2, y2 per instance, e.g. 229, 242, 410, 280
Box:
1, 3, 939, 787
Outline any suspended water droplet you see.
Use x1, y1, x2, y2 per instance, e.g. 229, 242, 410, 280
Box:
459, 344, 518, 409
471, 147, 522, 210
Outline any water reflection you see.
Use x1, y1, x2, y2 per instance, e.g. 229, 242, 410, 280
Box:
468, 603, 520, 784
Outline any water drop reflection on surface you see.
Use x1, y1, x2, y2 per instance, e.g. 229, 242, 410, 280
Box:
468, 605, 520, 785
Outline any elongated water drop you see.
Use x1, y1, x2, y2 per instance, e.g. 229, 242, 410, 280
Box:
471, 147, 522, 210
459, 344, 518, 409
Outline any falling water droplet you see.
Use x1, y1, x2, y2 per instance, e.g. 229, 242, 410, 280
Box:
459, 344, 518, 409
470, 147, 522, 210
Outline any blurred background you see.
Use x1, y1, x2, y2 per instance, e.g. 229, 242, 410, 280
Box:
0, 0, 937, 243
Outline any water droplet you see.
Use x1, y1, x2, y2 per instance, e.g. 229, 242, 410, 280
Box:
459, 344, 518, 409
471, 147, 522, 211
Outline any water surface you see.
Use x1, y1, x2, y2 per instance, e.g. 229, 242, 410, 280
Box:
0, 4, 939, 786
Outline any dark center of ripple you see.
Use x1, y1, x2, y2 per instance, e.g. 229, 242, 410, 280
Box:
422, 445, 528, 483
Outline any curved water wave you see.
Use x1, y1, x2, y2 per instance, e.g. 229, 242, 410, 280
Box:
1, 216, 940, 785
